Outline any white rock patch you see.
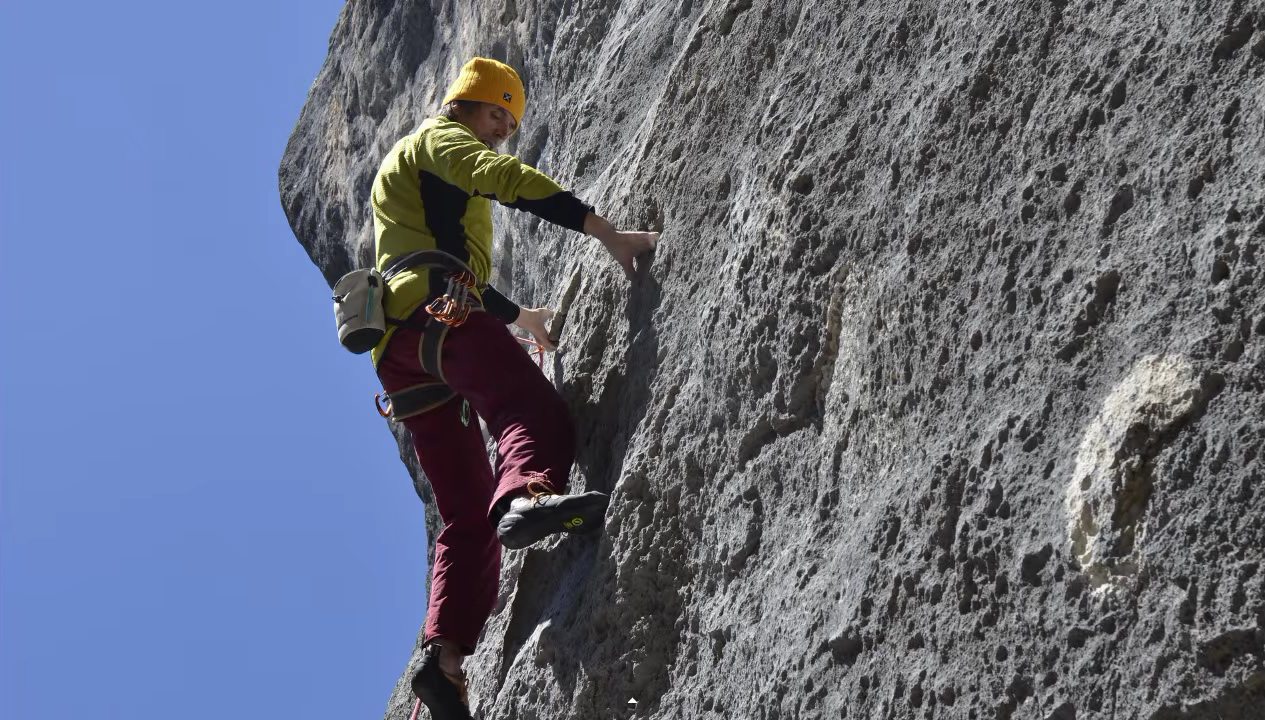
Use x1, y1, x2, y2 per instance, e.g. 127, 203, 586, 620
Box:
1067, 355, 1201, 592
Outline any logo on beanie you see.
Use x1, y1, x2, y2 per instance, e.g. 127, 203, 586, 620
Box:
504, 92, 513, 102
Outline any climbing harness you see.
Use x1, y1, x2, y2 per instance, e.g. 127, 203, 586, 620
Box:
362, 250, 553, 423
332, 250, 482, 357
376, 337, 549, 422
375, 380, 453, 420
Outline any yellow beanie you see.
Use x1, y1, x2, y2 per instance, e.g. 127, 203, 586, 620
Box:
442, 57, 526, 126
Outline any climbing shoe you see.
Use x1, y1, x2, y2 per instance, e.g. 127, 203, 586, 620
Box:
495, 486, 610, 550
411, 644, 472, 720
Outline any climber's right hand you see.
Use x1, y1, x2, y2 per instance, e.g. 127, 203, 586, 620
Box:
600, 230, 659, 280
584, 213, 660, 281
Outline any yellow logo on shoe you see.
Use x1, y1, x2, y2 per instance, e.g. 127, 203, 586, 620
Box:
564, 517, 584, 530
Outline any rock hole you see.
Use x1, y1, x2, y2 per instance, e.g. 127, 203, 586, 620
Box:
985, 480, 1004, 516
1104, 185, 1135, 225
1108, 80, 1127, 110
1223, 339, 1244, 361
1093, 269, 1121, 308
907, 234, 923, 255
717, 173, 731, 199
1212, 15, 1256, 69
717, 0, 753, 35
1066, 627, 1092, 649
575, 151, 598, 176
828, 626, 864, 666
1021, 545, 1053, 586
969, 73, 994, 100
1048, 702, 1076, 720
1221, 97, 1241, 127
1211, 258, 1231, 284
1188, 176, 1205, 200
1020, 92, 1038, 123
790, 173, 815, 194
1064, 188, 1082, 217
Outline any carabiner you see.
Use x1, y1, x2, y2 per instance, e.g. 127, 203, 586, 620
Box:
374, 392, 393, 418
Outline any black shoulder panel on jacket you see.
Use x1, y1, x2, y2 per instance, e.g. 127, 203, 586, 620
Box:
418, 170, 472, 262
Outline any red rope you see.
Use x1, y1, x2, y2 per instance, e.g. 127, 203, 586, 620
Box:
516, 336, 548, 369
409, 698, 420, 720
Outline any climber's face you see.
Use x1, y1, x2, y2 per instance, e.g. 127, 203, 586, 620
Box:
457, 102, 518, 151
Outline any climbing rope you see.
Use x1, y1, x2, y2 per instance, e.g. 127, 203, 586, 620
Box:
516, 336, 548, 369
409, 698, 420, 720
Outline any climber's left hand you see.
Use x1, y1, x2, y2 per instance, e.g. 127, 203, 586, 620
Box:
513, 307, 557, 352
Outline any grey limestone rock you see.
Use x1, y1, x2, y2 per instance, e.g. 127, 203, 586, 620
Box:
280, 1, 1265, 718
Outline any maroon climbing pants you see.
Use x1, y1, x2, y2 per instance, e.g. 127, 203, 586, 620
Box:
375, 309, 576, 653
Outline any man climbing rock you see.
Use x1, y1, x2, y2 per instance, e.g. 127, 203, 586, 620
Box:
368, 57, 658, 719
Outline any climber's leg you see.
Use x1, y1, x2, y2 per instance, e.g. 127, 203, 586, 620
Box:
438, 310, 608, 547
377, 331, 500, 655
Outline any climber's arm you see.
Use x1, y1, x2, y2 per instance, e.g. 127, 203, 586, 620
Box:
428, 126, 592, 231
428, 125, 659, 279
482, 285, 521, 324
513, 307, 556, 351
583, 212, 660, 280
482, 284, 556, 350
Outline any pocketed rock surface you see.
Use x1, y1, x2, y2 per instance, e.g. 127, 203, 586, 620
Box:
279, 1, 1265, 717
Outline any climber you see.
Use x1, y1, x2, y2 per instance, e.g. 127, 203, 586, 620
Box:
368, 57, 658, 719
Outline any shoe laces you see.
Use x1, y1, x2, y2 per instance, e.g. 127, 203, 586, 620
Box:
525, 474, 558, 504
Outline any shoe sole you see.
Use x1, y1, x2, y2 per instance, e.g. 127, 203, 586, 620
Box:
497, 492, 609, 550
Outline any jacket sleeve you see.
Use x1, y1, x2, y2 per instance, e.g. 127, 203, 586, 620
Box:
426, 125, 594, 232
482, 285, 521, 324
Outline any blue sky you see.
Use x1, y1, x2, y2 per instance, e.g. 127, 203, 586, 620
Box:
1, 3, 433, 718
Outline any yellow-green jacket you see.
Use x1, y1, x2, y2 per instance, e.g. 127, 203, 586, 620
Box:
370, 117, 592, 366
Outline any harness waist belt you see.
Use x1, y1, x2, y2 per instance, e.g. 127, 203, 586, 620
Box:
381, 249, 477, 284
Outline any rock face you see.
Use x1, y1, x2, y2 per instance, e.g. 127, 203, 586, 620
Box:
280, 1, 1265, 717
